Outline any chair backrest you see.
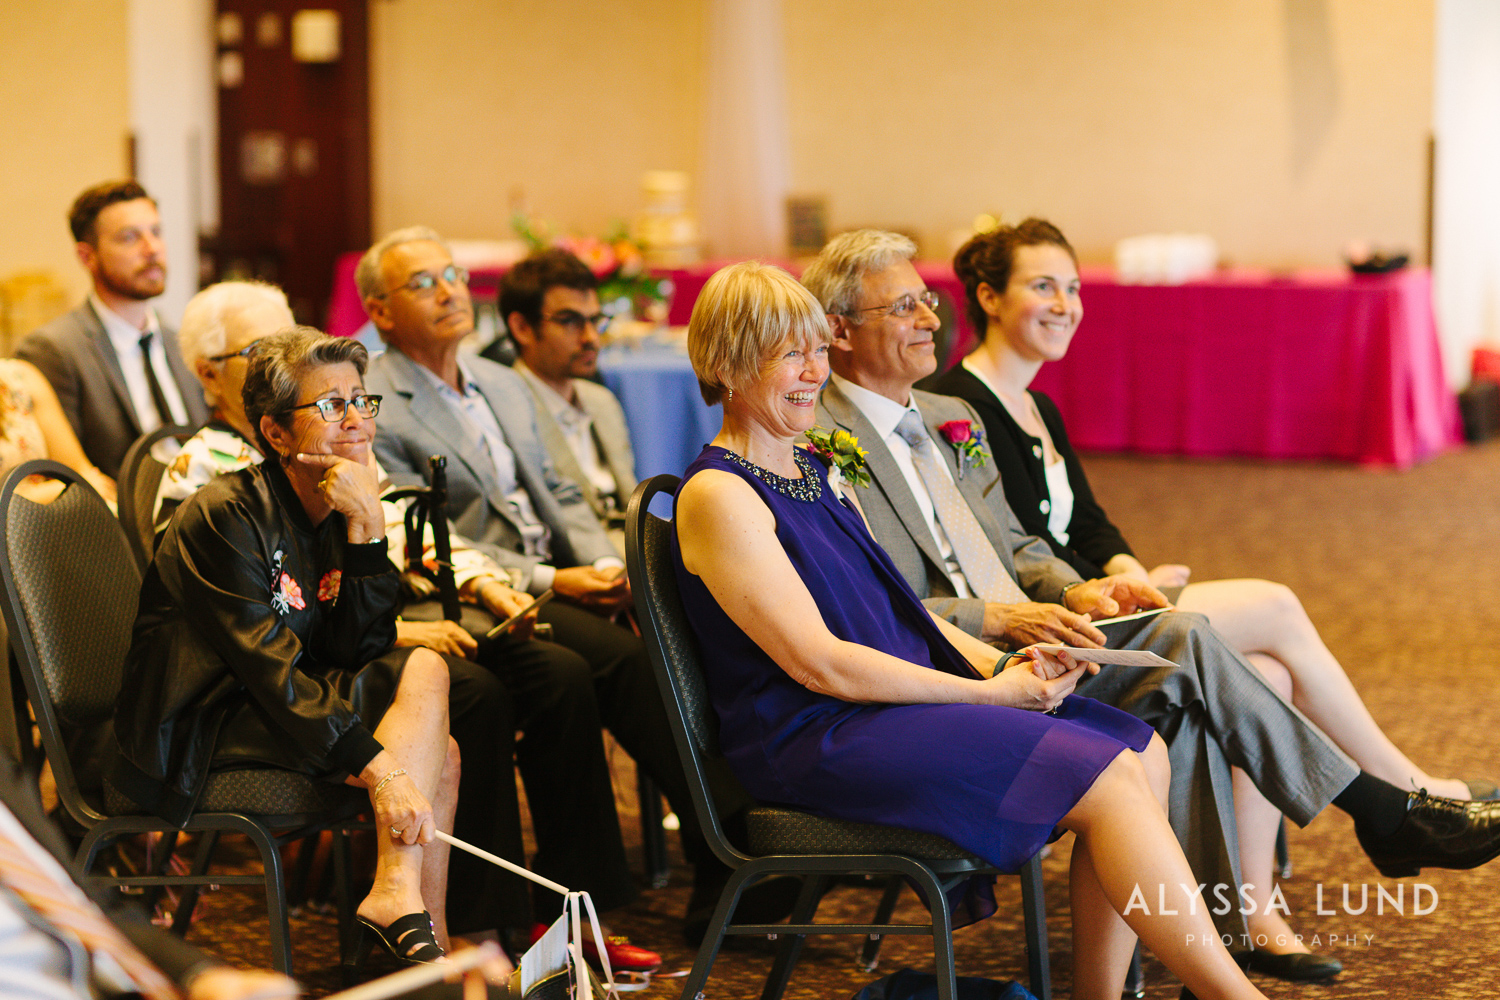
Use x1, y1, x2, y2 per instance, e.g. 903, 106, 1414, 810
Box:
0, 461, 143, 828
625, 474, 751, 867
118, 423, 195, 571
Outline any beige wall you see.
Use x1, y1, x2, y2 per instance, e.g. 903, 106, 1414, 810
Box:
371, 0, 1433, 269
370, 0, 706, 242
785, 0, 1435, 266
0, 1, 130, 338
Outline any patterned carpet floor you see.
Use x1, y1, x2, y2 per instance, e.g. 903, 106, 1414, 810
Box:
172, 439, 1500, 998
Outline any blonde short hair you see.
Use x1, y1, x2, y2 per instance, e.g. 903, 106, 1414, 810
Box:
686, 261, 830, 406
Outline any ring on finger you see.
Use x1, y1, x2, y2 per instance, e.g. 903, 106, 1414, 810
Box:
390, 825, 402, 837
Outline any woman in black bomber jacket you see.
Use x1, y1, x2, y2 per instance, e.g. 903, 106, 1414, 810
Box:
111, 329, 457, 968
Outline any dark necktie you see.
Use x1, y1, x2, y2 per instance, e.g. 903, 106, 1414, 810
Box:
894, 409, 1027, 604
138, 332, 175, 426
0, 821, 181, 999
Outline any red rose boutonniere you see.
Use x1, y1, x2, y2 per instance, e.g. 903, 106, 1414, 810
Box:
938, 420, 988, 479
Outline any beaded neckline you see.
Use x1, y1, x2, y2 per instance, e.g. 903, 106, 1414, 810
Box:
721, 447, 823, 503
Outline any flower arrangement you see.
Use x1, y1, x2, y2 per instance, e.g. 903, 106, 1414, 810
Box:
937, 420, 988, 478
805, 427, 871, 492
512, 212, 671, 322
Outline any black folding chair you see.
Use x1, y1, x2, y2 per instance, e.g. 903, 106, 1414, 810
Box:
626, 474, 1050, 1000
117, 423, 195, 570
0, 460, 364, 976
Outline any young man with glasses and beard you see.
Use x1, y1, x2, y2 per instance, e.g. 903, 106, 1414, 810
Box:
485, 249, 637, 553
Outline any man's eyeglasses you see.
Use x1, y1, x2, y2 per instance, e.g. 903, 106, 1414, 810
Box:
206, 341, 259, 363
847, 290, 940, 320
542, 310, 611, 334
377, 264, 469, 298
283, 394, 383, 422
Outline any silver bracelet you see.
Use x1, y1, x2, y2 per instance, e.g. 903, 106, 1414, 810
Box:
373, 768, 406, 796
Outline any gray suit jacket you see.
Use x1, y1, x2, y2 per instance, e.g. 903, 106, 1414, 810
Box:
367, 347, 619, 590
514, 361, 638, 521
16, 300, 207, 478
815, 379, 1081, 637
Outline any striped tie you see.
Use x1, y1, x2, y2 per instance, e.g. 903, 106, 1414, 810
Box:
0, 825, 182, 1000
895, 409, 1028, 605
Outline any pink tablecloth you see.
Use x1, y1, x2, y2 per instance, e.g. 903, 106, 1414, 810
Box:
327, 254, 1459, 468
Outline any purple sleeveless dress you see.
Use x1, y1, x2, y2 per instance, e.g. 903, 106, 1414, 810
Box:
671, 446, 1152, 894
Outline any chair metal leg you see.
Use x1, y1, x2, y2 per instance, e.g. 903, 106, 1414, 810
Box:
1020, 853, 1051, 1000
759, 874, 827, 1000
1123, 943, 1144, 999
141, 829, 181, 919
679, 863, 764, 1000
637, 771, 670, 888
904, 867, 958, 1000
222, 816, 294, 976
859, 876, 904, 971
169, 830, 219, 935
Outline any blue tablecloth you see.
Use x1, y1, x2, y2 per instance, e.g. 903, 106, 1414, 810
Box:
598, 340, 721, 479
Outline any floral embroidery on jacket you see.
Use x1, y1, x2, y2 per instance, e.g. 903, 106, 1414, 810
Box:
269, 549, 306, 613
317, 569, 342, 604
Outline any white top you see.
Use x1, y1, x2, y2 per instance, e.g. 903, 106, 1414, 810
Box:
527, 373, 618, 503
90, 294, 190, 430
829, 373, 972, 599
1043, 458, 1074, 545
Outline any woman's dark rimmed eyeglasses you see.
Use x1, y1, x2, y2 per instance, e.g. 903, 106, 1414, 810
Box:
846, 290, 940, 320
283, 394, 383, 421
206, 341, 260, 363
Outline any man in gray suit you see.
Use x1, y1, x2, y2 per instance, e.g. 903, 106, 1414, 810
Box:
800, 229, 1500, 948
17, 181, 207, 478
361, 227, 789, 944
495, 250, 637, 554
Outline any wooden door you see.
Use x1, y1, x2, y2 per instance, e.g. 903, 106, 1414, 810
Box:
213, 1, 370, 325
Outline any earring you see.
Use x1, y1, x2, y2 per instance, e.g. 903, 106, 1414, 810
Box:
726, 388, 734, 401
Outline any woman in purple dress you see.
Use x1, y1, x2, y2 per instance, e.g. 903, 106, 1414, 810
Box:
671, 261, 1269, 1000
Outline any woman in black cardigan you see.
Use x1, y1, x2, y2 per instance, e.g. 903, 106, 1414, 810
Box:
928, 218, 1481, 980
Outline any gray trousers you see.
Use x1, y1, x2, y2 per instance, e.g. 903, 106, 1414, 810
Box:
1075, 610, 1359, 938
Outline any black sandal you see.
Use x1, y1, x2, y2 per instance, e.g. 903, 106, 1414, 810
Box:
347, 910, 445, 969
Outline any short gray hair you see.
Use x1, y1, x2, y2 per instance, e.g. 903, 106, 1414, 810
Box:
686, 261, 830, 406
178, 281, 292, 406
243, 327, 369, 460
800, 229, 918, 317
355, 225, 448, 304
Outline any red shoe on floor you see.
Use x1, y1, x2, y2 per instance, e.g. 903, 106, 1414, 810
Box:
527, 922, 662, 973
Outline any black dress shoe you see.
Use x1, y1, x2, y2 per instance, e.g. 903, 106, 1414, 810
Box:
1356, 789, 1500, 878
1234, 947, 1342, 981
1466, 779, 1500, 801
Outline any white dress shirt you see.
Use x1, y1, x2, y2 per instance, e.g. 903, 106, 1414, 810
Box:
829, 373, 973, 598
528, 374, 619, 506
90, 295, 190, 431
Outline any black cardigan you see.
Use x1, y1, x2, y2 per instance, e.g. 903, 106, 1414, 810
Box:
925, 364, 1135, 579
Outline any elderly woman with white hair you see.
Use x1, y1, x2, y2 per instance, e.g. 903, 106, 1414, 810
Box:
671, 260, 1272, 1000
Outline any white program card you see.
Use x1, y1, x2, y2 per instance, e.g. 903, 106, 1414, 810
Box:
1031, 645, 1177, 667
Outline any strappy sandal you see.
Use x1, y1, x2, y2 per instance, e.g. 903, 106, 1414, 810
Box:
347, 910, 445, 969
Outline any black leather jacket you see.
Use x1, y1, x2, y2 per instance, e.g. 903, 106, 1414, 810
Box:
111, 460, 394, 826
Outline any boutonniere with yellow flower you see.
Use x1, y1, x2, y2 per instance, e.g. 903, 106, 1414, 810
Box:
804, 427, 871, 493
938, 420, 988, 479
